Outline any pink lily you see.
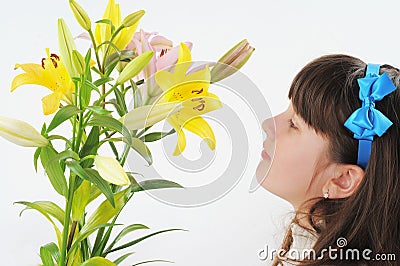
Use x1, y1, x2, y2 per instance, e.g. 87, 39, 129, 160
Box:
128, 29, 193, 104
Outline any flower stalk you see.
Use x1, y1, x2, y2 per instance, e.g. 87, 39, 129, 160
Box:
2, 0, 254, 265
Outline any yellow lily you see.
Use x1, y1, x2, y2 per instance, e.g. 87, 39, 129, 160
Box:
95, 0, 143, 57
11, 48, 74, 115
155, 42, 222, 156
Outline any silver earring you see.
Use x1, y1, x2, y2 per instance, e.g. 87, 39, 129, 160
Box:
323, 190, 329, 199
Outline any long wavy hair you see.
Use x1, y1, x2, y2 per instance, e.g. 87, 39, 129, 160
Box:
272, 54, 400, 265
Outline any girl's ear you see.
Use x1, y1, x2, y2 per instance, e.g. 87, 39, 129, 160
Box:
323, 165, 365, 199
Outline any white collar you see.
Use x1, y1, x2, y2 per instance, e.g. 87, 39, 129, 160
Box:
290, 222, 319, 251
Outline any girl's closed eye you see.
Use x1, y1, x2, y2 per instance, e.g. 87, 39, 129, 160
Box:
288, 118, 298, 130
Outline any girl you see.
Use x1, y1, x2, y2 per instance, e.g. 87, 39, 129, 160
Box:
256, 54, 400, 265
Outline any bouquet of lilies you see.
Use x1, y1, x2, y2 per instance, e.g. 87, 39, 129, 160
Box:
0, 0, 254, 265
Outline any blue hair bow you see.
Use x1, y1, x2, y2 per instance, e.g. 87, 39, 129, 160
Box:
344, 64, 396, 169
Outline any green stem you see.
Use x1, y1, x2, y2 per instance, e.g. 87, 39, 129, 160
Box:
101, 25, 124, 69
88, 29, 102, 72
47, 135, 73, 148
135, 125, 153, 139
74, 112, 84, 153
59, 175, 76, 266
120, 143, 130, 167
99, 192, 134, 256
67, 221, 78, 251
96, 83, 118, 105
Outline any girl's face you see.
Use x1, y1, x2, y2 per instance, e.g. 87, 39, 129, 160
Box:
256, 102, 330, 208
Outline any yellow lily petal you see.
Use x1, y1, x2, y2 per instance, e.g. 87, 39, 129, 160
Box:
95, 0, 141, 57
182, 116, 216, 150
159, 65, 211, 102
95, 0, 117, 45
177, 42, 192, 65
14, 63, 43, 80
180, 93, 223, 117
11, 72, 44, 92
114, 24, 137, 51
154, 70, 177, 92
174, 43, 192, 77
42, 91, 63, 115
11, 49, 74, 115
168, 116, 187, 156
11, 63, 50, 91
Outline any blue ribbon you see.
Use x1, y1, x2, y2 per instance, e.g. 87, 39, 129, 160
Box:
344, 64, 396, 168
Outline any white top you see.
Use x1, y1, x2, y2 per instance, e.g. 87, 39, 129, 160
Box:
290, 222, 319, 252
279, 223, 319, 265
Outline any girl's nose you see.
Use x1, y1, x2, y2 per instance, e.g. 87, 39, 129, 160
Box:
262, 116, 275, 140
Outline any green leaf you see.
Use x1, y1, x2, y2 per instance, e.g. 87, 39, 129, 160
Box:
95, 19, 115, 31
80, 189, 130, 237
88, 115, 132, 146
68, 223, 118, 256
109, 99, 125, 116
114, 252, 135, 265
84, 79, 101, 94
131, 137, 152, 165
67, 161, 115, 207
15, 201, 62, 246
114, 88, 128, 116
93, 77, 113, 87
105, 228, 187, 255
33, 147, 42, 172
45, 150, 80, 169
22, 201, 65, 226
106, 224, 149, 253
47, 105, 81, 133
132, 260, 174, 266
88, 185, 102, 204
72, 179, 91, 221
40, 146, 68, 197
81, 257, 117, 266
86, 106, 113, 115
41, 122, 47, 134
140, 129, 175, 142
79, 126, 100, 168
40, 243, 60, 266
80, 76, 92, 107
131, 179, 184, 193
84, 48, 93, 82
40, 245, 55, 266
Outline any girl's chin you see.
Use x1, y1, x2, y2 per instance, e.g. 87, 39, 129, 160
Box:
255, 159, 272, 186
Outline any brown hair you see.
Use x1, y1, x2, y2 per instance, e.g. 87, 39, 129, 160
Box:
273, 54, 400, 265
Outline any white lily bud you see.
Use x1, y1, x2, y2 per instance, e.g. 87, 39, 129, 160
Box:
211, 39, 255, 83
94, 155, 130, 186
121, 101, 183, 130
0, 116, 48, 147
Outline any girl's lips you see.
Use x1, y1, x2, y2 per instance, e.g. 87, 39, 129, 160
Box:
261, 149, 271, 161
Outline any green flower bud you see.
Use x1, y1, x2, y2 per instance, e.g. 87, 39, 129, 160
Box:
69, 0, 92, 31
116, 50, 154, 84
72, 50, 85, 75
58, 18, 79, 78
122, 10, 145, 28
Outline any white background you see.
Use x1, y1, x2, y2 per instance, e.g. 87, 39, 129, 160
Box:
1, 0, 400, 265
